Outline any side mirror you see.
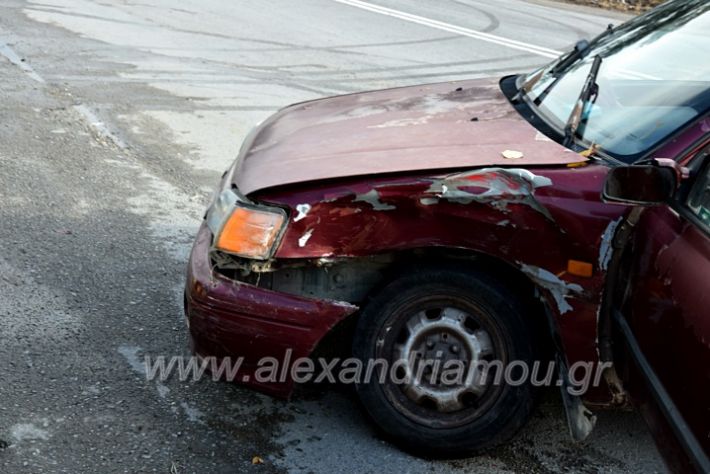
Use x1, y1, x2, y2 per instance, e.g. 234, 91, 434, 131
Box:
603, 165, 677, 205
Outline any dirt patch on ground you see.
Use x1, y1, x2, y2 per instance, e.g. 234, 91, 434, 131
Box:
562, 0, 663, 12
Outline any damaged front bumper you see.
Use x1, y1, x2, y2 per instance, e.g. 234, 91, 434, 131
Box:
184, 223, 358, 398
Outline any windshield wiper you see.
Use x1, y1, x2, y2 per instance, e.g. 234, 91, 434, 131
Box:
522, 24, 613, 105
552, 24, 613, 74
563, 55, 602, 147
530, 40, 589, 106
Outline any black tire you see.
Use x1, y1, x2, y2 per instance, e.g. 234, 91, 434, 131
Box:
353, 264, 537, 457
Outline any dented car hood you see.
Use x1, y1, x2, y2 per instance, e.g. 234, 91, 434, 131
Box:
233, 78, 586, 196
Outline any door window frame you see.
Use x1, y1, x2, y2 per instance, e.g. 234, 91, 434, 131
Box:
670, 137, 710, 236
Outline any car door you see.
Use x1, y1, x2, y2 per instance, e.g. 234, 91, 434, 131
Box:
614, 143, 710, 473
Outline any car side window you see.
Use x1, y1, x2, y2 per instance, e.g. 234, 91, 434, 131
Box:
687, 155, 710, 230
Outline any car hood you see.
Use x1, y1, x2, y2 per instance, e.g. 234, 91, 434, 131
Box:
233, 78, 585, 195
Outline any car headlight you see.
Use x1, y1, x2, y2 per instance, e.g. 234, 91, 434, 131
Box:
206, 189, 286, 260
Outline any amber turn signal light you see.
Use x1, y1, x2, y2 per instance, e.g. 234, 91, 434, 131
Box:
216, 207, 285, 259
567, 259, 593, 278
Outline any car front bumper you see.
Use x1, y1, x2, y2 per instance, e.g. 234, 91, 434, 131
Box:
184, 223, 358, 398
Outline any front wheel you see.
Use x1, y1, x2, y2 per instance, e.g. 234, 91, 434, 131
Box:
353, 265, 538, 456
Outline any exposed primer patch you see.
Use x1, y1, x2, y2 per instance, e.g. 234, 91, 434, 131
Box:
425, 168, 553, 220
598, 218, 622, 271
294, 203, 311, 222
520, 264, 583, 314
0, 42, 45, 83
298, 228, 314, 247
354, 189, 396, 211
419, 197, 439, 206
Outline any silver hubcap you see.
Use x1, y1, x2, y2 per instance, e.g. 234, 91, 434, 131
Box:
394, 307, 495, 412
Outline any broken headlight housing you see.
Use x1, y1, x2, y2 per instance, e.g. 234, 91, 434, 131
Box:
206, 189, 287, 260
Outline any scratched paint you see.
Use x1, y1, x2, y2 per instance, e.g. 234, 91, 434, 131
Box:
598, 218, 622, 271
423, 168, 554, 220
294, 203, 311, 222
353, 189, 396, 211
298, 228, 314, 247
520, 264, 583, 314
419, 197, 439, 206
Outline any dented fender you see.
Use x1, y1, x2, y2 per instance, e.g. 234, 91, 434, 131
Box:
256, 163, 629, 400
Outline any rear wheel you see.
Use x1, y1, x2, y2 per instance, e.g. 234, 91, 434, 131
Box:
353, 265, 537, 456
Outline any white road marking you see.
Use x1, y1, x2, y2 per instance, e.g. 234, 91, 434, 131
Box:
332, 0, 562, 59
332, 1, 660, 81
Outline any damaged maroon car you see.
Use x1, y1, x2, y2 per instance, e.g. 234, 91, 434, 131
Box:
185, 1, 710, 471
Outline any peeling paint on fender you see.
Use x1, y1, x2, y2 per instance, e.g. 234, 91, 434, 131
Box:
298, 228, 314, 247
294, 203, 311, 222
598, 217, 622, 271
425, 168, 553, 219
520, 264, 583, 314
354, 189, 396, 211
419, 197, 439, 206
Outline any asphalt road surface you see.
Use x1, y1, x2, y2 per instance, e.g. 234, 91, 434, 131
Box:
0, 0, 668, 472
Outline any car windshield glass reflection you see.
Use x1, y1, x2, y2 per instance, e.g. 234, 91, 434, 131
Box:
526, 0, 710, 163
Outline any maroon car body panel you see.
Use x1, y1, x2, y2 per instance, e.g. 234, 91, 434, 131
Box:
184, 66, 710, 471
255, 164, 626, 389
617, 141, 710, 471
189, 77, 623, 404
657, 117, 710, 166
190, 149, 632, 403
234, 79, 587, 195
186, 224, 358, 397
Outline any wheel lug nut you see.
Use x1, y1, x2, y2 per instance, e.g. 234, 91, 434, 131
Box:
426, 340, 434, 349
451, 345, 460, 354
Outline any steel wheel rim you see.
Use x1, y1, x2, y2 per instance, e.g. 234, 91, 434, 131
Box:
376, 296, 508, 429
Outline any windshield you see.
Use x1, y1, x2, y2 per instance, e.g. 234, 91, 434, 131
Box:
525, 0, 710, 163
